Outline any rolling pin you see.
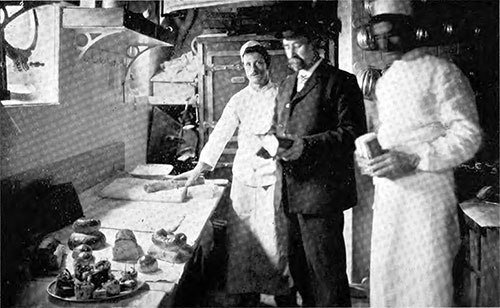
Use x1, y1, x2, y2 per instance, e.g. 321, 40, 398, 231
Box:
144, 177, 205, 193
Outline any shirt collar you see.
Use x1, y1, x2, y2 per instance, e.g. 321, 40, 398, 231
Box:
248, 80, 274, 93
298, 57, 323, 78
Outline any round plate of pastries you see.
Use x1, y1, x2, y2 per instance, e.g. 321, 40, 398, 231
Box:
47, 260, 145, 302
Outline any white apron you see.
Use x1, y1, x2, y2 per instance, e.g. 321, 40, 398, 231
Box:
198, 82, 290, 295
370, 51, 481, 307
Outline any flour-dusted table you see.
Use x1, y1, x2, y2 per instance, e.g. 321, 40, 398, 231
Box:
15, 176, 229, 308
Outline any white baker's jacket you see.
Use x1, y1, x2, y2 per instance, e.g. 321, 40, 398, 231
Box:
375, 49, 482, 171
369, 48, 483, 307
199, 82, 278, 187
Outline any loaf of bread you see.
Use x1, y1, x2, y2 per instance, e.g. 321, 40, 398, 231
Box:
68, 231, 106, 250
112, 229, 143, 261
72, 218, 101, 234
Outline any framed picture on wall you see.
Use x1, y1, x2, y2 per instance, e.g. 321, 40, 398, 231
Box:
1, 4, 60, 106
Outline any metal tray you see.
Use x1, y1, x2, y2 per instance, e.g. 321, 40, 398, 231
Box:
47, 279, 145, 303
129, 164, 173, 179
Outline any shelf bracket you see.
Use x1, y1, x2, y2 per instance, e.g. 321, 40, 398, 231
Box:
74, 30, 123, 60
122, 45, 162, 105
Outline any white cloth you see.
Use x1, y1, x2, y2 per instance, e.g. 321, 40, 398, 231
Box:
198, 81, 290, 294
199, 82, 279, 187
370, 50, 481, 307
226, 174, 290, 295
297, 58, 322, 92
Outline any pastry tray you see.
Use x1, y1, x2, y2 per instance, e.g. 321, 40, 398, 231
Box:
47, 279, 145, 303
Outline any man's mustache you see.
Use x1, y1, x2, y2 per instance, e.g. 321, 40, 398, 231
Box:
288, 56, 305, 70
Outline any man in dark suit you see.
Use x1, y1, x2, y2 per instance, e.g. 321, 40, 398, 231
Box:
274, 24, 367, 307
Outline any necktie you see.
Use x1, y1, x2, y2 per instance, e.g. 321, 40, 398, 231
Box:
297, 72, 309, 92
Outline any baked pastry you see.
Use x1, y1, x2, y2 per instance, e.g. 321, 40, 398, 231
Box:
119, 267, 138, 291
73, 263, 93, 282
71, 244, 92, 259
120, 267, 138, 281
103, 279, 121, 296
112, 229, 143, 261
137, 255, 158, 273
92, 288, 107, 299
74, 279, 95, 300
147, 243, 193, 264
89, 261, 111, 288
151, 229, 188, 250
54, 269, 75, 298
73, 218, 101, 234
73, 249, 95, 266
68, 231, 106, 250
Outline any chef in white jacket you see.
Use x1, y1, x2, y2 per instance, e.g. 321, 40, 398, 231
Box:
175, 41, 291, 306
356, 0, 482, 306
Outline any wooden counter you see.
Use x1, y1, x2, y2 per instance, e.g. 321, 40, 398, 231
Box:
15, 177, 228, 308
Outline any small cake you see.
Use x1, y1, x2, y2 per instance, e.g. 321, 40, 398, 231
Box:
119, 267, 138, 291
90, 267, 110, 289
92, 288, 107, 299
137, 255, 159, 273
120, 267, 138, 281
112, 229, 143, 261
54, 269, 75, 298
103, 279, 121, 296
74, 279, 95, 300
73, 250, 95, 274
74, 263, 93, 282
119, 279, 137, 291
94, 260, 111, 272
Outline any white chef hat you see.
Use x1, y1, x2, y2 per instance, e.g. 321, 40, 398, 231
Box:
370, 0, 413, 16
239, 40, 262, 60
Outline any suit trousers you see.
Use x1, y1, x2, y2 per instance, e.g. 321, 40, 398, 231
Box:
287, 212, 351, 307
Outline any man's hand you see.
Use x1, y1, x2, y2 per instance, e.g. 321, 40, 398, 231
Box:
364, 150, 420, 179
277, 135, 304, 161
173, 162, 211, 187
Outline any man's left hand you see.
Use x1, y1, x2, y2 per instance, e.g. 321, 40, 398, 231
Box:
366, 150, 420, 179
277, 136, 304, 161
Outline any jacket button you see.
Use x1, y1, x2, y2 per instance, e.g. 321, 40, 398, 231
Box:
285, 103, 290, 108
278, 124, 284, 128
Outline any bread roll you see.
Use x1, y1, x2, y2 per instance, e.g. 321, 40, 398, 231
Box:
68, 231, 106, 250
71, 244, 92, 259
72, 218, 101, 234
137, 255, 159, 273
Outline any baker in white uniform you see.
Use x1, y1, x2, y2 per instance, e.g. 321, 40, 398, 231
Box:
175, 41, 291, 306
356, 0, 482, 306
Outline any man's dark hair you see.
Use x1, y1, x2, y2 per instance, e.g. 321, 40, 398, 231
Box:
370, 14, 416, 49
277, 21, 323, 49
242, 45, 271, 67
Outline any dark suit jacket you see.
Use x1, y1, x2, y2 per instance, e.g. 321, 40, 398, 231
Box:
275, 60, 367, 215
